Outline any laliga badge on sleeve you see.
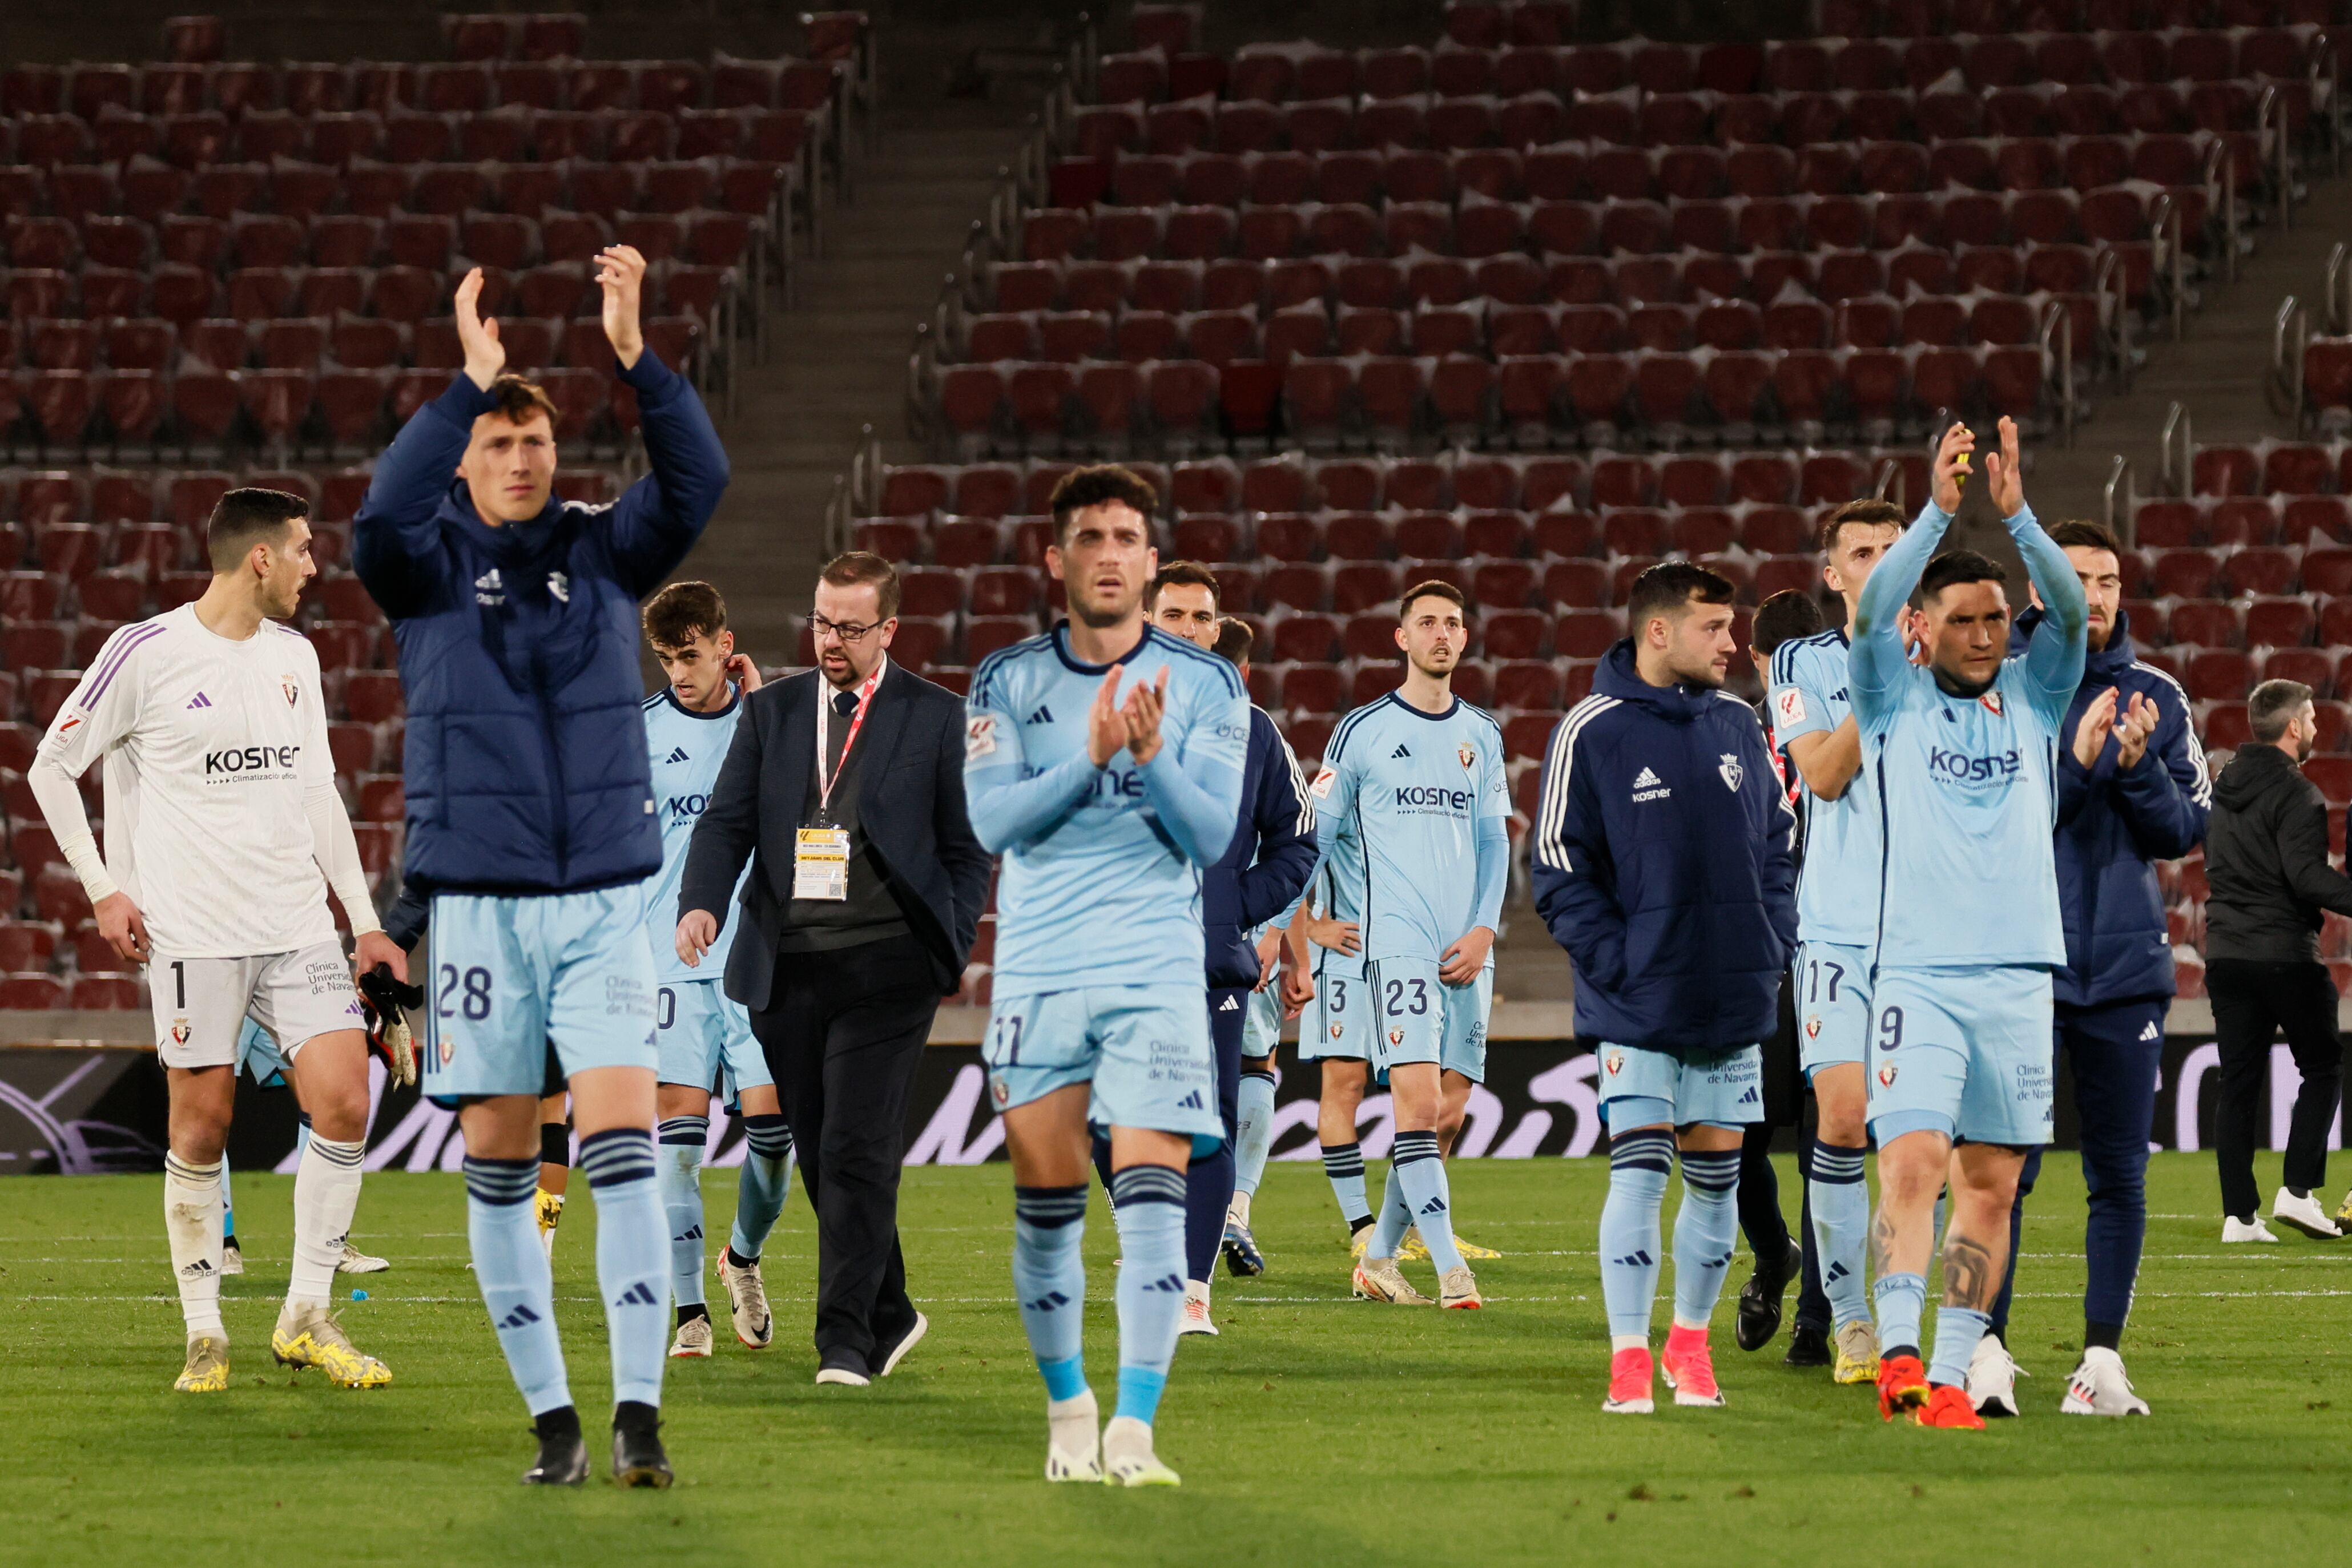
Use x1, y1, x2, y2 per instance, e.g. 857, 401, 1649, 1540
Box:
794, 827, 851, 901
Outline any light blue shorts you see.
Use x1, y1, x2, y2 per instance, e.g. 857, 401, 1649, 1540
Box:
1597, 1042, 1763, 1131
657, 977, 772, 1096
1795, 940, 1873, 1079
1367, 956, 1492, 1084
984, 983, 1224, 1148
1866, 965, 2055, 1148
421, 887, 660, 1105
1241, 982, 1282, 1061
1296, 961, 1369, 1063
236, 1017, 288, 1089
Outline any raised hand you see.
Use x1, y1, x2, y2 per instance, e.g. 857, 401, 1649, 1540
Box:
1086, 668, 1126, 767
2072, 687, 2120, 769
723, 652, 763, 694
1931, 421, 1975, 514
453, 267, 505, 391
1122, 667, 1170, 765
1985, 414, 2026, 519
2114, 690, 2160, 768
595, 245, 647, 369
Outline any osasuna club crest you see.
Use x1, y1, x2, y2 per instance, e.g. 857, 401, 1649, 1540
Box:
1980, 690, 2003, 715
1603, 1049, 1624, 1077
1457, 741, 1475, 769
1717, 752, 1743, 792
280, 674, 300, 707
1387, 1028, 1405, 1047
1878, 1063, 1898, 1087
1804, 1014, 1822, 1039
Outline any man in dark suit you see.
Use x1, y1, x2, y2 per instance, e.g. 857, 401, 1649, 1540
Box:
676, 551, 990, 1385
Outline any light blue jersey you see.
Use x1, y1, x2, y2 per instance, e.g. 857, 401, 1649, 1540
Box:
965, 623, 1251, 997
1851, 501, 2088, 971
1767, 629, 1883, 949
1308, 692, 1511, 965
641, 687, 748, 985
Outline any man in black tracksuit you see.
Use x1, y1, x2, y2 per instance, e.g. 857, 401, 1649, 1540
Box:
2204, 678, 2352, 1240
1143, 563, 1315, 1335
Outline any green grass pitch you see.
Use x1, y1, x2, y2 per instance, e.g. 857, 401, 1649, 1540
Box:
5, 1153, 2349, 1567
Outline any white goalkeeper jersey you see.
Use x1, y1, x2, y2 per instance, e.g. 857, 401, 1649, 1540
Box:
35, 605, 341, 958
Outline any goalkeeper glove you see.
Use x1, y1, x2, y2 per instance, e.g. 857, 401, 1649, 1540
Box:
358, 964, 425, 1088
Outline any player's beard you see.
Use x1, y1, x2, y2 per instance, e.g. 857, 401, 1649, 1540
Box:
1669, 657, 1724, 690
1068, 581, 1141, 630
1407, 646, 1456, 682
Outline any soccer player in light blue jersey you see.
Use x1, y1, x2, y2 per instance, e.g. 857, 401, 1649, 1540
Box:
638, 583, 795, 1359
964, 465, 1250, 1486
1765, 497, 1908, 1384
1851, 418, 2087, 1431
1307, 580, 1511, 1311
1288, 847, 1378, 1248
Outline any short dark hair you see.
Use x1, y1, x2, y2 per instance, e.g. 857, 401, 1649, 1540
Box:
1048, 463, 1158, 541
1147, 560, 1219, 609
1213, 615, 1253, 667
1752, 588, 1826, 656
818, 550, 901, 621
206, 486, 308, 572
642, 581, 727, 648
2250, 678, 2314, 743
1399, 579, 1465, 620
2046, 519, 2122, 554
1818, 498, 1906, 556
1626, 561, 1735, 632
1917, 549, 2007, 606
483, 373, 560, 429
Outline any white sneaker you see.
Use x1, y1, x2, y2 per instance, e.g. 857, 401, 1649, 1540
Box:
1045, 1389, 1102, 1482
717, 1251, 774, 1348
2060, 1345, 2149, 1416
1178, 1280, 1218, 1337
668, 1314, 713, 1359
2272, 1187, 2345, 1239
1966, 1334, 2023, 1418
220, 1239, 245, 1277
2222, 1215, 2279, 1243
336, 1241, 389, 1274
1101, 1414, 1180, 1486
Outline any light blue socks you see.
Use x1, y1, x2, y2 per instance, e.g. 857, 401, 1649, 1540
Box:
1109, 1164, 1187, 1426
466, 1154, 571, 1414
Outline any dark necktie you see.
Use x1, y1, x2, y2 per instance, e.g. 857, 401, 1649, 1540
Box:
826, 687, 859, 775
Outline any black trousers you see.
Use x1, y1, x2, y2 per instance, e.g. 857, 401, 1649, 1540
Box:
2207, 958, 2347, 1220
751, 931, 939, 1371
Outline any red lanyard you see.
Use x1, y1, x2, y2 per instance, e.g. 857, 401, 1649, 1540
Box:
814, 660, 884, 812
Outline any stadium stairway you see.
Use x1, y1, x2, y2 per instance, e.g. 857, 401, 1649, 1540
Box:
685, 34, 1040, 663
2033, 164, 2352, 522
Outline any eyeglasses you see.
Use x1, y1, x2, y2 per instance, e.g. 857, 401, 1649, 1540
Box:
810, 614, 889, 643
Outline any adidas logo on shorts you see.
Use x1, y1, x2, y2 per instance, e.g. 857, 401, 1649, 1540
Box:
1218, 995, 1240, 1011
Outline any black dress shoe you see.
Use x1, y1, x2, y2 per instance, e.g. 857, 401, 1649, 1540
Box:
1784, 1324, 1834, 1368
522, 1408, 589, 1486
1735, 1239, 1802, 1352
610, 1401, 673, 1489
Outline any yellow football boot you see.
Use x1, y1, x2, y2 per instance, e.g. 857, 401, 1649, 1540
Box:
272, 1305, 393, 1389
1832, 1320, 1883, 1385
175, 1333, 229, 1393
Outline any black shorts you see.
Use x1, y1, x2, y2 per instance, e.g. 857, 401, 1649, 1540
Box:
1758, 969, 1806, 1128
